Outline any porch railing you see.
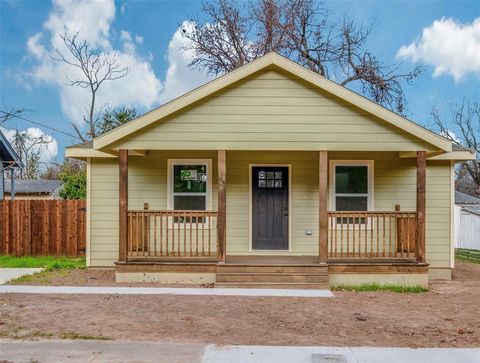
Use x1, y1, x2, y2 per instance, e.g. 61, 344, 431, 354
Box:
327, 211, 417, 260
127, 210, 218, 259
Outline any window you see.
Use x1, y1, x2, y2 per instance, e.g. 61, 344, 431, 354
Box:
330, 161, 373, 223
168, 159, 212, 212
258, 170, 283, 188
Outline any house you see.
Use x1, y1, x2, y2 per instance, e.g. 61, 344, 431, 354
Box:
3, 179, 63, 200
455, 191, 480, 251
66, 53, 475, 288
0, 130, 22, 200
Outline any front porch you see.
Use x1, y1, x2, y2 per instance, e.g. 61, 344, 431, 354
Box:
115, 149, 428, 287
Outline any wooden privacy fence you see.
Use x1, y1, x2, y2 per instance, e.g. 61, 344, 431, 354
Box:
127, 210, 218, 259
327, 211, 418, 259
0, 200, 86, 257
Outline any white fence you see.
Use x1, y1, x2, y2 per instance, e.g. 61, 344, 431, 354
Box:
455, 205, 480, 250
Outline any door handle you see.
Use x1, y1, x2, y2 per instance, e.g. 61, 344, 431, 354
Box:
284, 207, 289, 217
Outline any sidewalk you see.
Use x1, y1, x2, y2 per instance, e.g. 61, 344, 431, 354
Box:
0, 284, 334, 297
0, 268, 43, 284
1, 340, 479, 363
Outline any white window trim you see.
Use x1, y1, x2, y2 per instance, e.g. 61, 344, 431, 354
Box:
167, 159, 213, 212
328, 160, 374, 212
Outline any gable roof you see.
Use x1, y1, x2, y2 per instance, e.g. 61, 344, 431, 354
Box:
0, 130, 22, 168
455, 191, 480, 206
4, 179, 62, 195
93, 52, 452, 152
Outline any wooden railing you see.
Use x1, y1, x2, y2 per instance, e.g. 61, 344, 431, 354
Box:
127, 210, 218, 259
327, 211, 417, 259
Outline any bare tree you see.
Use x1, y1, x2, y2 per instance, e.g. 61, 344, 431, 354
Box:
10, 129, 53, 180
52, 27, 129, 141
0, 109, 25, 126
182, 0, 423, 114
432, 99, 480, 196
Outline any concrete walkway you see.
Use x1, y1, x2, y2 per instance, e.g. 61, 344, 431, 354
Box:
1, 340, 479, 363
0, 284, 334, 297
0, 268, 43, 284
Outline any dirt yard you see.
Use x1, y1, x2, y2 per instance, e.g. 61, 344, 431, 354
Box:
1, 261, 479, 347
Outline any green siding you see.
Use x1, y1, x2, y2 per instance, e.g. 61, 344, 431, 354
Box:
110, 69, 436, 152
89, 151, 453, 271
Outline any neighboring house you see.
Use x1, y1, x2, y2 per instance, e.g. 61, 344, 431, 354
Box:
0, 130, 22, 200
455, 191, 480, 251
3, 179, 63, 200
67, 53, 475, 288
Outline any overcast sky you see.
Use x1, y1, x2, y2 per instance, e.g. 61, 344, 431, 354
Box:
0, 0, 479, 164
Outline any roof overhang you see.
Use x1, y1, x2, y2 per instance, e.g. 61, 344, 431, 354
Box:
91, 52, 452, 153
429, 150, 476, 161
65, 147, 118, 160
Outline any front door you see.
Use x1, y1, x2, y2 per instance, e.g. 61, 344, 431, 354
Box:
252, 166, 289, 250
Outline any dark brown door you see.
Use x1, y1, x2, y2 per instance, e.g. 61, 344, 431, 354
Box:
252, 166, 289, 250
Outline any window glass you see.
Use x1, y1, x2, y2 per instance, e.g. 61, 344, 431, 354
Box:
335, 166, 368, 194
173, 165, 207, 193
334, 164, 370, 212
172, 163, 208, 211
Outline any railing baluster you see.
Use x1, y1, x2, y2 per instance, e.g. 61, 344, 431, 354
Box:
382, 213, 386, 257
183, 211, 187, 257
190, 212, 193, 256
177, 211, 180, 256
352, 213, 356, 257
208, 212, 211, 256
405, 214, 410, 259
364, 212, 368, 258
388, 214, 392, 257
195, 213, 199, 256
153, 213, 157, 257
135, 212, 139, 256
166, 213, 169, 256
376, 213, 379, 257
340, 212, 344, 257
201, 212, 205, 256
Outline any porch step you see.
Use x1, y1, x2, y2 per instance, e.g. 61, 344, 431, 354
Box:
217, 264, 328, 274
215, 282, 330, 289
216, 264, 329, 289
216, 272, 329, 284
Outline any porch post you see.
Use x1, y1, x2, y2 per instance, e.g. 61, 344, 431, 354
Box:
119, 149, 128, 262
217, 150, 226, 263
319, 150, 328, 263
416, 151, 426, 263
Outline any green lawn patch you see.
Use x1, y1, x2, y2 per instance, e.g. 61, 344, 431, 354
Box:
0, 255, 85, 271
455, 249, 480, 264
332, 283, 428, 293
60, 331, 111, 340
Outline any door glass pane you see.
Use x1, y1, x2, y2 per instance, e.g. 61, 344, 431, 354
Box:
275, 171, 282, 179
274, 180, 282, 188
267, 171, 274, 179
335, 166, 368, 194
336, 196, 368, 211
259, 171, 266, 179
258, 180, 266, 188
174, 195, 206, 210
267, 180, 274, 188
173, 165, 207, 193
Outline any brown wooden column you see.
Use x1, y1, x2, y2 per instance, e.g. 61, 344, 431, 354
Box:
416, 151, 426, 263
319, 150, 328, 263
119, 149, 128, 262
217, 150, 226, 263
